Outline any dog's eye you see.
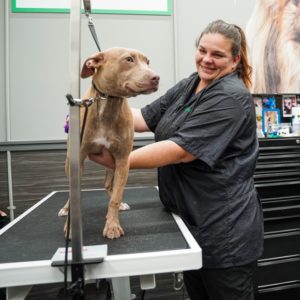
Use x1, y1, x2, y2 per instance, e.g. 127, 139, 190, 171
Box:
126, 57, 134, 63
146, 59, 150, 65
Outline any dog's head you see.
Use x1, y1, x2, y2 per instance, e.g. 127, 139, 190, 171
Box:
81, 47, 160, 98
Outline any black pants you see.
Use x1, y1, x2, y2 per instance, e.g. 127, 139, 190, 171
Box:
0, 215, 10, 229
183, 262, 256, 300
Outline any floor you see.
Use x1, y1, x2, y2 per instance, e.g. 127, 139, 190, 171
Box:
2, 150, 300, 300
24, 273, 190, 300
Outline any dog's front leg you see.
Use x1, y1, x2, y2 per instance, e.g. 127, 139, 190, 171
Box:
105, 169, 130, 211
103, 159, 129, 239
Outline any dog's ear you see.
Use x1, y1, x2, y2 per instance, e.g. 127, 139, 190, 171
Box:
81, 52, 105, 78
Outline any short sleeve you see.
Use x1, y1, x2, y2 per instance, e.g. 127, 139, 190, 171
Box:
141, 77, 192, 132
170, 93, 246, 168
141, 98, 162, 133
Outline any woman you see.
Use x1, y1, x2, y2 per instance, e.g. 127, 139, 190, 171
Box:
90, 20, 264, 300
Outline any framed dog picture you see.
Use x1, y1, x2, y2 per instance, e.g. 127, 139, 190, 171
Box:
262, 108, 280, 136
282, 95, 297, 117
253, 96, 263, 137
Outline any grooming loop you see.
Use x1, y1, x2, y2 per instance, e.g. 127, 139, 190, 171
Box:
66, 93, 96, 108
65, 94, 95, 143
83, 0, 101, 52
87, 15, 102, 52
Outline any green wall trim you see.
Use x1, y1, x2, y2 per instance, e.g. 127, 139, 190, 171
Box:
11, 0, 172, 15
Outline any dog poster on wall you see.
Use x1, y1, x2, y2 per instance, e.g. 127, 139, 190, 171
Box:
246, 0, 300, 93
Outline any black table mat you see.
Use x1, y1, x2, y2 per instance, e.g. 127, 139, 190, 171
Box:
0, 187, 188, 264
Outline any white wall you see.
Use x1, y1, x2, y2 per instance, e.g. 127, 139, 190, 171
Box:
0, 0, 256, 142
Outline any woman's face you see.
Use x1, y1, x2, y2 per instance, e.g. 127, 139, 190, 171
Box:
195, 33, 240, 87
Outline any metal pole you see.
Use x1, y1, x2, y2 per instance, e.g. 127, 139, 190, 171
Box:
69, 1, 85, 298
5, 0, 15, 221
6, 151, 15, 221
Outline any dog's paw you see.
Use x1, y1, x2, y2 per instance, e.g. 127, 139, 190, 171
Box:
119, 202, 130, 211
103, 221, 124, 239
58, 208, 69, 217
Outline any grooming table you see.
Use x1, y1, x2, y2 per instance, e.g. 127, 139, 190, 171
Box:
0, 187, 202, 300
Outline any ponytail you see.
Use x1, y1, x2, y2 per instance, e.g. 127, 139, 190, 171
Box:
234, 25, 252, 89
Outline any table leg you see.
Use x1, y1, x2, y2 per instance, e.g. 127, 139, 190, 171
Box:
111, 277, 131, 300
6, 286, 32, 300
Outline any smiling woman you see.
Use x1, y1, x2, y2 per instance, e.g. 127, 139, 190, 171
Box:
89, 19, 264, 300
194, 33, 240, 92
195, 20, 252, 93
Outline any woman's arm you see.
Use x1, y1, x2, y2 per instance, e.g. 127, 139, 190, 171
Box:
130, 140, 196, 169
89, 107, 196, 169
89, 140, 196, 169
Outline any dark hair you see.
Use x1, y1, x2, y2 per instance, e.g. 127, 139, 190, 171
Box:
196, 20, 252, 89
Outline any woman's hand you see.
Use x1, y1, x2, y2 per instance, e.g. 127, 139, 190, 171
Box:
0, 210, 7, 217
88, 148, 115, 169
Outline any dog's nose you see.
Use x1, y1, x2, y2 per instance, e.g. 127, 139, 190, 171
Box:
151, 75, 160, 85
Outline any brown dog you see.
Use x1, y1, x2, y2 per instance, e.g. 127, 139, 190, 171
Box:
59, 47, 159, 239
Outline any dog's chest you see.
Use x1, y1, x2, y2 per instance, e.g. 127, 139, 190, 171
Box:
86, 117, 133, 150
84, 100, 133, 151
92, 137, 111, 148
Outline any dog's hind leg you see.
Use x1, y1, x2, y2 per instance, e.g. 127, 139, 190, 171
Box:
58, 156, 71, 217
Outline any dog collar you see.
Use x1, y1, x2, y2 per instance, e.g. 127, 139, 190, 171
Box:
92, 81, 119, 100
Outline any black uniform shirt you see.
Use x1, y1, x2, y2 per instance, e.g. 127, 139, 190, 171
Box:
141, 72, 264, 268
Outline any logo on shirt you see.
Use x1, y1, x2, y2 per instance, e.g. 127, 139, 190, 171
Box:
184, 106, 192, 113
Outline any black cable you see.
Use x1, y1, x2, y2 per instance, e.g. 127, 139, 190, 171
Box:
140, 289, 146, 300
64, 207, 71, 299
80, 105, 89, 143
